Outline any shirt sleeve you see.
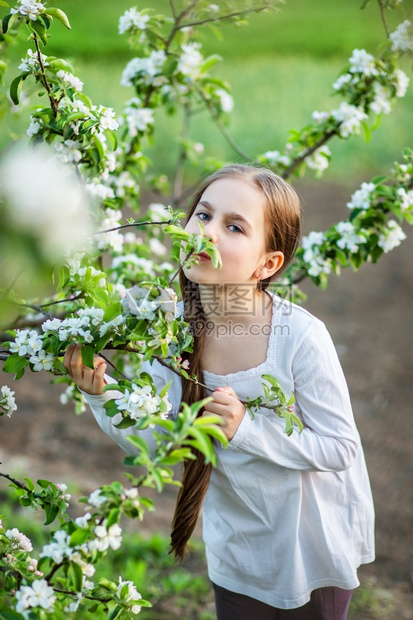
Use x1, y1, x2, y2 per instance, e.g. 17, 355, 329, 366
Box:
81, 358, 182, 456
227, 321, 359, 472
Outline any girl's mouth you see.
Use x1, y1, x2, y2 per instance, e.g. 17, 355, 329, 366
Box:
195, 252, 211, 261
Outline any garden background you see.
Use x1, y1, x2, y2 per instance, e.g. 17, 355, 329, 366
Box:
1, 0, 413, 618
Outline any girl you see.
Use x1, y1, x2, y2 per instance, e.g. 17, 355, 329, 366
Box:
64, 164, 375, 620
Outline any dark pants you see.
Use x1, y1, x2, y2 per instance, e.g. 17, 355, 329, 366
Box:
213, 583, 353, 620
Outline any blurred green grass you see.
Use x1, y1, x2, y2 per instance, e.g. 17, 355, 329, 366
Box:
2, 0, 412, 181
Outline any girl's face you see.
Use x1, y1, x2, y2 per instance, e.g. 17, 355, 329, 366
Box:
183, 177, 283, 287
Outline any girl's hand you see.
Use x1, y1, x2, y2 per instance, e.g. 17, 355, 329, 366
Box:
63, 343, 107, 395
204, 386, 245, 441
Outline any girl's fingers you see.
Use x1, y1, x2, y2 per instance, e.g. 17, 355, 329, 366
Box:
92, 362, 107, 391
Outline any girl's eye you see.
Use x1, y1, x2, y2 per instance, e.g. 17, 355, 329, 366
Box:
196, 212, 210, 221
228, 224, 243, 234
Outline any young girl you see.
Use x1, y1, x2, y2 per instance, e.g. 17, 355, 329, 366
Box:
64, 164, 375, 620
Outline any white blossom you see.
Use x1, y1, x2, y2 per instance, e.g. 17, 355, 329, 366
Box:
115, 383, 171, 420
312, 110, 330, 124
11, 1, 45, 21
116, 577, 142, 614
30, 350, 54, 372
40, 530, 73, 564
1, 385, 18, 417
389, 20, 413, 53
262, 150, 291, 166
26, 117, 42, 137
348, 49, 378, 76
177, 42, 203, 78
111, 170, 137, 197
347, 182, 375, 210
93, 522, 122, 551
306, 146, 331, 172
18, 49, 48, 72
6, 528, 33, 552
15, 579, 56, 613
370, 83, 392, 115
397, 187, 413, 212
301, 231, 332, 277
332, 73, 353, 91
390, 69, 409, 98
54, 139, 83, 163
331, 102, 368, 138
0, 144, 92, 259
96, 105, 119, 131
147, 202, 170, 221
378, 220, 406, 252
86, 182, 115, 201
335, 221, 365, 253
119, 7, 150, 34
149, 238, 167, 256
57, 70, 83, 92
9, 329, 43, 356
123, 101, 154, 136
216, 88, 234, 113
121, 50, 166, 87
75, 512, 92, 528
88, 489, 107, 507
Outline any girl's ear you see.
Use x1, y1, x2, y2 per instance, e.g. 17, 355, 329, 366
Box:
257, 251, 284, 280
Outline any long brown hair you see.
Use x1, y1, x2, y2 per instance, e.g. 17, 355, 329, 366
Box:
170, 164, 301, 561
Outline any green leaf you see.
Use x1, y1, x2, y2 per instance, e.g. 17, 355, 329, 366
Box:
361, 121, 371, 143
105, 128, 118, 151
45, 7, 71, 29
159, 379, 172, 399
107, 507, 120, 528
44, 503, 58, 525
0, 607, 26, 619
24, 477, 35, 491
127, 435, 150, 455
3, 353, 27, 375
201, 54, 222, 74
70, 528, 90, 546
29, 19, 48, 45
71, 561, 83, 591
2, 13, 12, 35
81, 345, 95, 369
114, 417, 136, 429
9, 75, 23, 106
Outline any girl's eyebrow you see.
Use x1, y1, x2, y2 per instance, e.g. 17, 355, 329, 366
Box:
198, 200, 252, 231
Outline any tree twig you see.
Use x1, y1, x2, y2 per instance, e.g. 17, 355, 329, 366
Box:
33, 32, 58, 116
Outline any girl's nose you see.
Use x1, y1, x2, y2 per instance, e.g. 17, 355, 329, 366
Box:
204, 221, 218, 244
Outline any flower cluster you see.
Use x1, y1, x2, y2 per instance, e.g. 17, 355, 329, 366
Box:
11, 0, 45, 21
121, 50, 167, 87
16, 579, 56, 614
0, 385, 17, 417
122, 285, 178, 322
331, 102, 368, 138
378, 219, 407, 252
18, 48, 48, 73
389, 20, 413, 53
118, 7, 150, 34
347, 182, 376, 210
6, 528, 33, 552
114, 383, 172, 421
42, 306, 126, 344
116, 577, 143, 615
301, 231, 332, 277
335, 221, 366, 253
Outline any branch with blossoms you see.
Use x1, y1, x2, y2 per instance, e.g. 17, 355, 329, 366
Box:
0, 0, 413, 615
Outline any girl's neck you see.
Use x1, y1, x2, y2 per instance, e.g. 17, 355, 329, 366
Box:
197, 283, 272, 325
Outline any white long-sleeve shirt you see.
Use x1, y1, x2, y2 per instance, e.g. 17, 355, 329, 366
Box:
82, 293, 375, 609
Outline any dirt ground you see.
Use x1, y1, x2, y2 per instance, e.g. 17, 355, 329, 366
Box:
1, 181, 412, 619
